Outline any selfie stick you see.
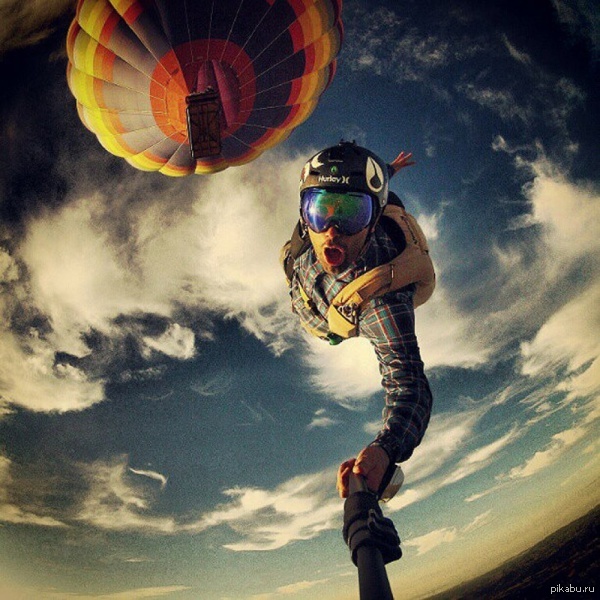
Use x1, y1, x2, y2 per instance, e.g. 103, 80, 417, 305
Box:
343, 473, 401, 600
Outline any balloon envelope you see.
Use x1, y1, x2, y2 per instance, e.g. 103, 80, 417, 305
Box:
66, 0, 343, 175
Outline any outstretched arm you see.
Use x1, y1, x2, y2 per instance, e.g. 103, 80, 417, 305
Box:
337, 289, 432, 498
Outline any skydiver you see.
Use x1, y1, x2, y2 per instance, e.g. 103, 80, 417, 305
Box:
281, 141, 434, 500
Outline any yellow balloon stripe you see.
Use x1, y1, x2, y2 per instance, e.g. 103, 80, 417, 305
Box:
67, 0, 343, 175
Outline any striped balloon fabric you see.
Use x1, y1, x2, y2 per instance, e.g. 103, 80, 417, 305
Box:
66, 0, 343, 176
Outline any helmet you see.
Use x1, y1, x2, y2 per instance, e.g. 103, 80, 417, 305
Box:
299, 141, 390, 214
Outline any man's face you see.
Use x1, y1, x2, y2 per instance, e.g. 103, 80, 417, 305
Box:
308, 225, 369, 275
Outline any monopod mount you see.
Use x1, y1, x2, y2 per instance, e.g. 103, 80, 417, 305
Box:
343, 473, 402, 600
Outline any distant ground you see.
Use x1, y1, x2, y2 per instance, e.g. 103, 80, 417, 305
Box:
428, 505, 598, 599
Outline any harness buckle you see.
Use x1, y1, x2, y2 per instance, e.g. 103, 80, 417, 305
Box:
339, 302, 359, 324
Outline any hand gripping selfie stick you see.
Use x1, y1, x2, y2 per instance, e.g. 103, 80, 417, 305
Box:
343, 473, 402, 600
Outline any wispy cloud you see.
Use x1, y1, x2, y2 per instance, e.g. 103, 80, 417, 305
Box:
404, 510, 492, 555
384, 408, 520, 512
77, 457, 178, 533
457, 84, 532, 123
129, 467, 168, 490
191, 370, 234, 397
192, 470, 341, 551
0, 455, 68, 527
440, 427, 522, 487
246, 576, 333, 599
0, 0, 73, 56
466, 401, 599, 503
506, 425, 590, 480
551, 0, 600, 61
20, 585, 192, 600
343, 3, 585, 142
0, 324, 105, 413
404, 526, 457, 556
403, 409, 483, 485
502, 34, 532, 64
74, 456, 342, 549
302, 336, 381, 404
1, 151, 305, 414
142, 323, 196, 360
307, 408, 340, 430
521, 283, 600, 387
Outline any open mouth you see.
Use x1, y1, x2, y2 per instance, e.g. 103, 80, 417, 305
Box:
324, 245, 345, 267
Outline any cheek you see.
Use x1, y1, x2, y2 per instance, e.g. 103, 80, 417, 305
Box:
347, 232, 368, 258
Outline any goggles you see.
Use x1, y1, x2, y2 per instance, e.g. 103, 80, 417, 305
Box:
301, 188, 374, 235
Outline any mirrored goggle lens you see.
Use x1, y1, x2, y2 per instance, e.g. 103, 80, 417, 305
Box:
301, 189, 373, 235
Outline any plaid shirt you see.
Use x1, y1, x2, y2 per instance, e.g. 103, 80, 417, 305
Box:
290, 223, 432, 463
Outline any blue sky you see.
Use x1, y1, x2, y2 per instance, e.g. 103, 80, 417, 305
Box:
0, 1, 598, 599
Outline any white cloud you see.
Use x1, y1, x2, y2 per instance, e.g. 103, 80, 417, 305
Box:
77, 457, 178, 533
302, 336, 381, 404
416, 284, 492, 369
506, 425, 589, 480
384, 411, 520, 512
275, 578, 331, 594
0, 0, 73, 55
307, 408, 340, 430
503, 35, 532, 64
3, 151, 305, 413
551, 0, 600, 58
405, 510, 492, 555
467, 415, 596, 502
463, 509, 493, 533
440, 426, 521, 486
0, 325, 105, 412
300, 262, 493, 407
0, 455, 67, 527
521, 283, 600, 382
15, 585, 193, 600
193, 470, 341, 551
129, 467, 168, 490
20, 198, 149, 357
405, 526, 457, 555
0, 247, 19, 281
458, 84, 531, 122
450, 149, 600, 365
516, 156, 600, 268
247, 577, 332, 599
76, 456, 343, 550
142, 323, 196, 360
403, 409, 482, 484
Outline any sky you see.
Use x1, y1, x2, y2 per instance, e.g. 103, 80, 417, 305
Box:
0, 0, 599, 599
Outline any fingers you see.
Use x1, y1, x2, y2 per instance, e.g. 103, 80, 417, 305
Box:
353, 446, 390, 494
389, 151, 416, 175
337, 447, 390, 497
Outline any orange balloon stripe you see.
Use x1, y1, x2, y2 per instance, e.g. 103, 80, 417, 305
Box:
67, 0, 343, 175
113, 0, 143, 24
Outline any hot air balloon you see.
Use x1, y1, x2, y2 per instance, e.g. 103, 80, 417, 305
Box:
66, 0, 343, 176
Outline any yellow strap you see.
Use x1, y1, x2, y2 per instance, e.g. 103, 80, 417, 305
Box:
327, 205, 436, 338
299, 283, 312, 308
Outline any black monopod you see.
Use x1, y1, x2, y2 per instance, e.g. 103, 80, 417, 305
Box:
343, 473, 402, 600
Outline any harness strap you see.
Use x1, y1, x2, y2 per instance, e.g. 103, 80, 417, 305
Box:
327, 204, 435, 338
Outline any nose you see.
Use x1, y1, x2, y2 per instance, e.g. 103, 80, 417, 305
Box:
324, 224, 341, 238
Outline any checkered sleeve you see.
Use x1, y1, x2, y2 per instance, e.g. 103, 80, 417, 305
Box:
359, 289, 433, 463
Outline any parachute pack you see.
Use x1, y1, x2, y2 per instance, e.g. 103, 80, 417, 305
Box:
282, 196, 435, 342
